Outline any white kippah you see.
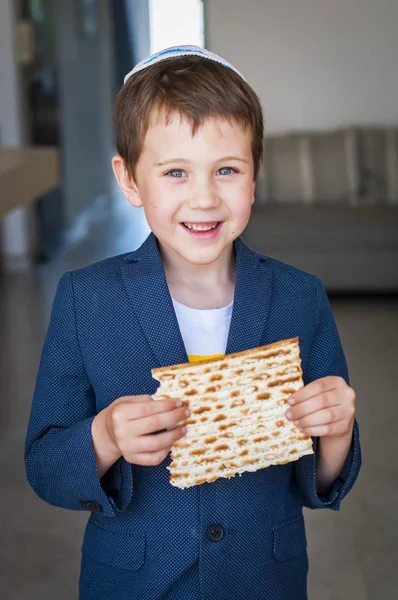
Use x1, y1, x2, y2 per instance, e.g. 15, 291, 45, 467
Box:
123, 45, 246, 84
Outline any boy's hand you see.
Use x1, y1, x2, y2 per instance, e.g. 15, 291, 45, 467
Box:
93, 395, 189, 475
105, 395, 190, 465
285, 376, 355, 439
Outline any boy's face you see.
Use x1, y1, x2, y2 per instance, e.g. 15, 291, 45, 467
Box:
113, 111, 255, 269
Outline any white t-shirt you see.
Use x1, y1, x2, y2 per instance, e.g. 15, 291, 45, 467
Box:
172, 298, 233, 363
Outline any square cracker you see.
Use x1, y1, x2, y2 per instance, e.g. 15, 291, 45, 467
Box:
152, 337, 313, 489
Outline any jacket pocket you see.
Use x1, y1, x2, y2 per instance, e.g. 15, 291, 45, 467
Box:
273, 514, 307, 562
82, 520, 146, 570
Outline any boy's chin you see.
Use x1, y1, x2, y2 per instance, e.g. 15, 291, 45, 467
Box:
160, 239, 234, 267
182, 244, 234, 265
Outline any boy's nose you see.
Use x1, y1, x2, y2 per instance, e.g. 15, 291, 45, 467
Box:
188, 183, 220, 210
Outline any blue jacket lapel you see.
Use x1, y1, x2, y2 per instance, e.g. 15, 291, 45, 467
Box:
121, 234, 188, 368
226, 237, 273, 354
121, 233, 273, 368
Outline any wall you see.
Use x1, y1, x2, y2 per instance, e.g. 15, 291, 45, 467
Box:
55, 0, 115, 226
0, 0, 31, 264
204, 0, 398, 134
128, 0, 151, 63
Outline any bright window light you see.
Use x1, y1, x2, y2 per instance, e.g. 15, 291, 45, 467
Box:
149, 0, 204, 53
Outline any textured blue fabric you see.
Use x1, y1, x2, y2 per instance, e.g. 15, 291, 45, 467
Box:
25, 233, 361, 599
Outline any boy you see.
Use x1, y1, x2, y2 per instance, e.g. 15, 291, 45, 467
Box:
25, 46, 361, 600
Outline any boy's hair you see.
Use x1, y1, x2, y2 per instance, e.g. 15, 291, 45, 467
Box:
114, 55, 264, 180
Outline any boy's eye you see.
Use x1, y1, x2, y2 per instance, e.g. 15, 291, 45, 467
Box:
218, 167, 237, 176
166, 169, 185, 178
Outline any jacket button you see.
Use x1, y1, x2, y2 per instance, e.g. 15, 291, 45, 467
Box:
81, 500, 103, 512
206, 524, 224, 542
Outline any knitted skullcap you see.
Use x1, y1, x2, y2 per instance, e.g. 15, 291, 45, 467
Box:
124, 45, 246, 84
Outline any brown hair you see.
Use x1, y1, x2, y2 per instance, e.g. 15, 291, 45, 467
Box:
114, 55, 264, 180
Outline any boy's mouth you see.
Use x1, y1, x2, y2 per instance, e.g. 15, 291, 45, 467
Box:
181, 221, 220, 232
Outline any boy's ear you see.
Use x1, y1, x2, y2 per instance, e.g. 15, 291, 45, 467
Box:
111, 156, 142, 208
251, 181, 256, 205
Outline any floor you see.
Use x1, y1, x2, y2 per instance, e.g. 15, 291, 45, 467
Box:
0, 192, 397, 599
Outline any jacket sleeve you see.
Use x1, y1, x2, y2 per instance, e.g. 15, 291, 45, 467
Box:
294, 276, 362, 510
25, 272, 133, 517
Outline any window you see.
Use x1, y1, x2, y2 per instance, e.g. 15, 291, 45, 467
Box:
149, 0, 204, 53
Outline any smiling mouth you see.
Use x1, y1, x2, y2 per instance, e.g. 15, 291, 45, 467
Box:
182, 222, 221, 231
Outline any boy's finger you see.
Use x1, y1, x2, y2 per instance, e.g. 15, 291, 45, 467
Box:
122, 398, 186, 421
291, 406, 344, 429
299, 419, 349, 438
286, 391, 341, 421
130, 406, 191, 436
288, 377, 340, 405
128, 449, 171, 467
133, 426, 187, 454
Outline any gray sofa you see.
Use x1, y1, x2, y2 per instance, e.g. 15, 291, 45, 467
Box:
243, 127, 398, 293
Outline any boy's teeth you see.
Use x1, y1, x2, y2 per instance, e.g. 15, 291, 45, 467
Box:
184, 223, 218, 231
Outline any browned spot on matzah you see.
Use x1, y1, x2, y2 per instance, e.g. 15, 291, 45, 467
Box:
204, 436, 217, 444
268, 379, 283, 387
179, 380, 189, 387
218, 363, 228, 369
216, 404, 225, 409
284, 376, 301, 383
200, 416, 209, 422
266, 350, 289, 359
257, 392, 270, 400
185, 389, 198, 396
214, 414, 227, 422
159, 374, 175, 381
237, 439, 247, 446
189, 448, 206, 456
253, 435, 269, 443
210, 374, 223, 382
175, 441, 188, 449
270, 444, 278, 449
272, 431, 281, 437
223, 461, 238, 469
231, 390, 240, 397
235, 369, 244, 375
184, 418, 197, 425
193, 406, 211, 415
231, 398, 245, 407
214, 444, 230, 451
240, 449, 249, 456
275, 420, 284, 428
289, 448, 297, 454
200, 456, 222, 464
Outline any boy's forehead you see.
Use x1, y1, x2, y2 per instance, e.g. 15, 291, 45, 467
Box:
145, 108, 250, 144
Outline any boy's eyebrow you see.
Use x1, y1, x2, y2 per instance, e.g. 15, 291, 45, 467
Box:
157, 158, 190, 166
157, 156, 250, 167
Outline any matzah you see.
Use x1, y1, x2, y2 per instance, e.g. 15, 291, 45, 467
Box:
152, 337, 313, 489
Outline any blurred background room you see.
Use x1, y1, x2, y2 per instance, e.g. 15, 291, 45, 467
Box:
0, 1, 397, 598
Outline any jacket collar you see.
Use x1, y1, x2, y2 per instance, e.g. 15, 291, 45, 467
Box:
121, 233, 273, 368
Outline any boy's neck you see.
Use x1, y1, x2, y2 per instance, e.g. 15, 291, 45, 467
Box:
160, 242, 236, 309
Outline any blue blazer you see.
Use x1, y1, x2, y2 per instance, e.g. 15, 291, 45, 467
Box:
25, 233, 361, 600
